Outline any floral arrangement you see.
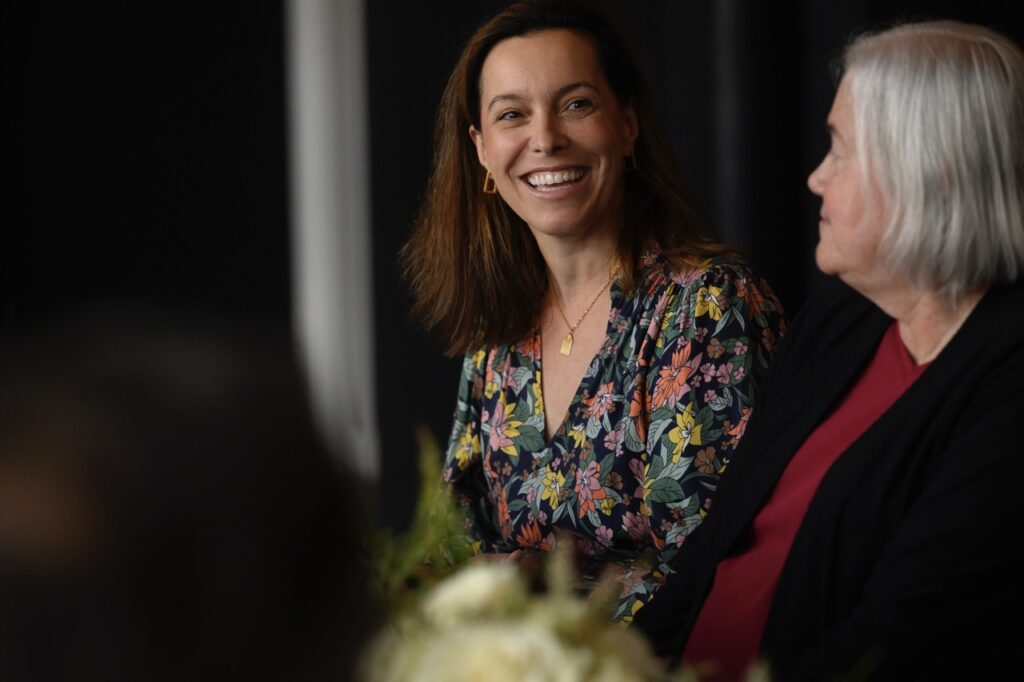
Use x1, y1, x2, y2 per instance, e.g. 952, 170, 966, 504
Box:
362, 429, 770, 682
360, 544, 689, 682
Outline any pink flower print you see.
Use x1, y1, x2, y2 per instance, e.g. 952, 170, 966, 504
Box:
732, 340, 748, 356
645, 291, 671, 339
623, 511, 651, 542
526, 486, 537, 505
700, 362, 717, 383
584, 382, 618, 420
694, 326, 709, 343
732, 366, 746, 382
704, 389, 718, 403
603, 427, 624, 455
715, 362, 735, 385
676, 312, 693, 333
576, 460, 608, 519
596, 525, 614, 547
628, 458, 647, 499
670, 266, 700, 286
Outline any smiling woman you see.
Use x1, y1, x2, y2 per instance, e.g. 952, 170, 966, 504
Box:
401, 0, 786, 625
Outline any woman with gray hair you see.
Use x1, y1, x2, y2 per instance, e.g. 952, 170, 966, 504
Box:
633, 20, 1024, 680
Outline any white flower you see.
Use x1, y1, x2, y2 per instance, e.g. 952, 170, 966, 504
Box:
421, 562, 527, 628
363, 550, 677, 682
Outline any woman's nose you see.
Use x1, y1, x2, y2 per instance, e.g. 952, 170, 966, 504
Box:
807, 158, 827, 195
531, 115, 568, 154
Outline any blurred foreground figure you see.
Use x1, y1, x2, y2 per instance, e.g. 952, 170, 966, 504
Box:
634, 20, 1024, 680
0, 307, 370, 681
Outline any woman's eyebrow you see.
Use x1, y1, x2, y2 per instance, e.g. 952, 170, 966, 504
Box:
486, 81, 599, 113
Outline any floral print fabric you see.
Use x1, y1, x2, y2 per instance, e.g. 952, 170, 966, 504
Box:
444, 251, 786, 621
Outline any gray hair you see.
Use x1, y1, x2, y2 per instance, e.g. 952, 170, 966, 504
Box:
843, 21, 1024, 303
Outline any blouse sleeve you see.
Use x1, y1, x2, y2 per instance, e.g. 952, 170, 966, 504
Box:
443, 349, 499, 553
617, 263, 786, 622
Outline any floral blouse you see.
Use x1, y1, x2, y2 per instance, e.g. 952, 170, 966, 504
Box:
444, 251, 786, 622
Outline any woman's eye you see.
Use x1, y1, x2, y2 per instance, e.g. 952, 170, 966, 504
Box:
566, 98, 592, 112
497, 110, 521, 121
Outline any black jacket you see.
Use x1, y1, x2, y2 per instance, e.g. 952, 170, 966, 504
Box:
633, 279, 1024, 680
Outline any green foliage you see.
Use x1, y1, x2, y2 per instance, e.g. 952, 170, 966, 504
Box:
368, 427, 472, 610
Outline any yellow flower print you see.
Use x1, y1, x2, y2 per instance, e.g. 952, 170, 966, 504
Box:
660, 308, 675, 332
532, 380, 544, 417
453, 430, 480, 470
484, 379, 499, 400
540, 468, 566, 508
695, 285, 724, 320
600, 497, 616, 516
568, 424, 586, 449
668, 402, 703, 462
620, 597, 647, 625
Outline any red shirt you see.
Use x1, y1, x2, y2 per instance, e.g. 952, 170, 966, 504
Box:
683, 322, 928, 681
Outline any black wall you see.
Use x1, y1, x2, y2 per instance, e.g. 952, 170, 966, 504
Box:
5, 3, 290, 327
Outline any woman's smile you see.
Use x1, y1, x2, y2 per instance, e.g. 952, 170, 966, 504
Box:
523, 166, 589, 194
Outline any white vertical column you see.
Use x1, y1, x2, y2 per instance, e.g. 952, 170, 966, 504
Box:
286, 0, 379, 480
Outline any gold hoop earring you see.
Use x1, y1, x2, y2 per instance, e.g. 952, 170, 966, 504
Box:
624, 154, 637, 172
483, 171, 498, 194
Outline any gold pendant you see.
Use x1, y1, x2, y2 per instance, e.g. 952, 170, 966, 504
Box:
560, 332, 574, 355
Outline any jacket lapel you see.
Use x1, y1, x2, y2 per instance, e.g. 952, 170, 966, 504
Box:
705, 294, 892, 560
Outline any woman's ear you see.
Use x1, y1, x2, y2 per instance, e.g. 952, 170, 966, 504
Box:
469, 125, 487, 167
623, 99, 639, 155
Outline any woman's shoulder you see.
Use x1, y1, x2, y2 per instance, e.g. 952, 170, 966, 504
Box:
641, 249, 764, 293
641, 250, 783, 322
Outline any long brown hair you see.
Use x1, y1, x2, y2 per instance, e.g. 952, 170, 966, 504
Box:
402, 0, 733, 356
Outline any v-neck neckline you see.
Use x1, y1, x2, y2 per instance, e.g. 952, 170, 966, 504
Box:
534, 276, 625, 448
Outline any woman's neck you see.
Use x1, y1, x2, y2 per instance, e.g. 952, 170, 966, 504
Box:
537, 232, 619, 304
872, 285, 986, 365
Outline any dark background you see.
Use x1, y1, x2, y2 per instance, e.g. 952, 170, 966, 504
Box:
6, 2, 1022, 529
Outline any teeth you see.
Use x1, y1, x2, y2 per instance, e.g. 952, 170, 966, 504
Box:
527, 168, 585, 187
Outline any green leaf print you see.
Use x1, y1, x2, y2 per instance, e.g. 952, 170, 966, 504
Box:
708, 389, 734, 411
647, 477, 686, 503
514, 425, 545, 452
647, 418, 673, 450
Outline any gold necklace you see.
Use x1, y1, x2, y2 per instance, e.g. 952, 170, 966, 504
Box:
552, 265, 619, 355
